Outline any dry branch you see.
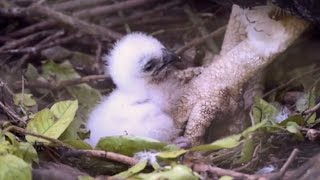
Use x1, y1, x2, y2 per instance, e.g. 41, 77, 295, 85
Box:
28, 4, 122, 41
52, 0, 109, 11
5, 33, 82, 55
19, 75, 107, 90
193, 163, 266, 180
279, 148, 299, 178
64, 149, 139, 166
1, 30, 55, 51
0, 7, 27, 17
73, 0, 157, 19
0, 101, 24, 123
184, 5, 219, 54
106, 1, 181, 27
6, 126, 72, 148
8, 21, 55, 38
175, 25, 226, 55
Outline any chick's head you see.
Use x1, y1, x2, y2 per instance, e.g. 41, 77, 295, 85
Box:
106, 32, 181, 92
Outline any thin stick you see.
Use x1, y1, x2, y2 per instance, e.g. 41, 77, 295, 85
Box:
73, 0, 156, 19
5, 126, 72, 148
28, 4, 122, 40
303, 101, 320, 120
64, 149, 139, 166
263, 67, 320, 98
184, 5, 219, 54
193, 163, 265, 180
5, 33, 82, 55
8, 21, 55, 38
175, 25, 226, 54
279, 148, 299, 178
106, 1, 181, 27
1, 30, 55, 51
19, 74, 107, 90
0, 101, 24, 123
52, 0, 108, 11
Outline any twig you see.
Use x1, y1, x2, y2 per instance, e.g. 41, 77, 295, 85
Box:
6, 30, 64, 54
0, 7, 28, 17
64, 149, 139, 166
5, 33, 82, 55
37, 30, 65, 46
0, 79, 14, 95
52, 0, 108, 11
302, 101, 320, 120
5, 126, 73, 148
112, 0, 131, 34
8, 20, 55, 38
73, 0, 156, 19
11, 30, 65, 71
19, 74, 108, 90
8, 0, 35, 7
9, 0, 144, 37
263, 67, 320, 98
175, 25, 226, 54
232, 144, 261, 171
279, 148, 299, 178
0, 79, 25, 124
124, 16, 186, 27
0, 98, 24, 123
184, 5, 219, 54
28, 4, 122, 41
0, 30, 55, 51
93, 39, 104, 74
8, 1, 180, 40
9, 0, 152, 37
193, 163, 266, 180
106, 1, 181, 27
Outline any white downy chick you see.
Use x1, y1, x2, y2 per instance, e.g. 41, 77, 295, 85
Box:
87, 33, 181, 146
107, 32, 182, 112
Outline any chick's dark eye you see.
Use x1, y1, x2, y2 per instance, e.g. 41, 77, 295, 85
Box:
143, 59, 157, 72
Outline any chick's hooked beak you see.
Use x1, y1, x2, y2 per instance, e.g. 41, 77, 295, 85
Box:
156, 48, 182, 72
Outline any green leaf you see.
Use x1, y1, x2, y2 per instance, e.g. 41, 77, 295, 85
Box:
115, 160, 148, 179
4, 132, 18, 146
25, 64, 40, 81
50, 100, 78, 120
242, 120, 268, 138
136, 165, 199, 180
63, 139, 92, 149
191, 121, 268, 152
190, 134, 242, 151
42, 61, 101, 140
252, 97, 278, 123
26, 100, 78, 143
17, 142, 38, 164
286, 122, 300, 134
235, 137, 254, 164
26, 109, 54, 143
0, 140, 14, 155
96, 136, 167, 156
0, 154, 32, 180
286, 122, 304, 140
306, 87, 317, 124
219, 176, 234, 180
157, 149, 187, 159
279, 115, 304, 126
78, 176, 94, 180
296, 94, 309, 113
13, 93, 36, 107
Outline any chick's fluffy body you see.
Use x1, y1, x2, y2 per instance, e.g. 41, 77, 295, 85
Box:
87, 33, 180, 146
